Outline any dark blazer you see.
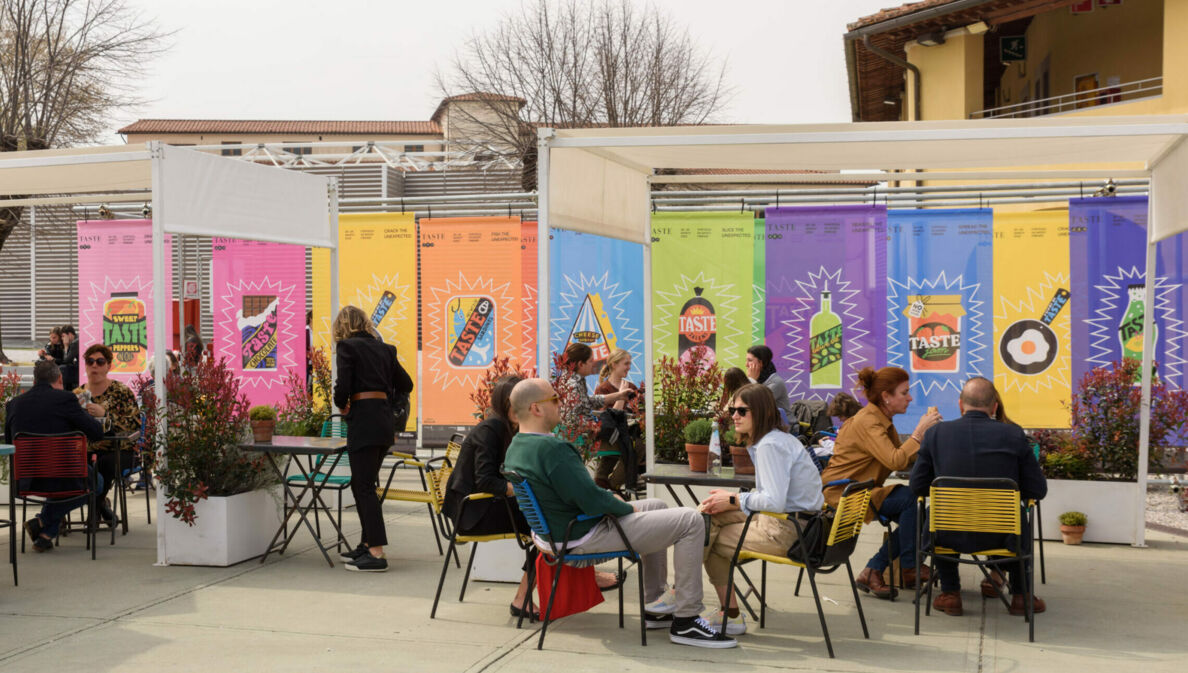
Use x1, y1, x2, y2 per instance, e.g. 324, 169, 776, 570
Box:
333, 332, 413, 449
4, 383, 105, 493
60, 341, 79, 390
910, 409, 1047, 553
443, 417, 513, 530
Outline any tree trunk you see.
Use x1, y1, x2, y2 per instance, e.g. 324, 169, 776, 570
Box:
0, 206, 24, 364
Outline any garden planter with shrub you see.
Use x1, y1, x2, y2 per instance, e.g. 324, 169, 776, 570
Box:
684, 418, 713, 473
730, 446, 753, 474
1058, 511, 1087, 545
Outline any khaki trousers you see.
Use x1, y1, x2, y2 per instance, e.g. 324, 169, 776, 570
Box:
703, 509, 800, 586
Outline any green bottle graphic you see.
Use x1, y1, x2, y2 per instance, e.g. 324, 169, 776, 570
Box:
809, 286, 843, 388
1118, 284, 1157, 384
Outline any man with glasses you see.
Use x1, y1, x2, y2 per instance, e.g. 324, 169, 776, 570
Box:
503, 378, 736, 649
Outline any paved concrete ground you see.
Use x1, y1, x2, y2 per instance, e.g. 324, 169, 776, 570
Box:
1, 467, 1184, 673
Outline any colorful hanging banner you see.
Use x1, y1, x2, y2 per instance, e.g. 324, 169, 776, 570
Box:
886, 209, 994, 432
1070, 196, 1187, 390
652, 212, 754, 369
311, 213, 419, 431
212, 238, 307, 408
764, 206, 888, 403
549, 229, 646, 389
521, 221, 539, 374
752, 217, 766, 345
992, 211, 1071, 427
420, 217, 521, 427
76, 220, 173, 386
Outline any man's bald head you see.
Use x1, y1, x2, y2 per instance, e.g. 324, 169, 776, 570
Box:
510, 378, 559, 433
960, 376, 998, 412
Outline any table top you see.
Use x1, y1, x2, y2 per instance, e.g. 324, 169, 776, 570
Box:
240, 435, 347, 455
0, 443, 12, 456
643, 462, 755, 488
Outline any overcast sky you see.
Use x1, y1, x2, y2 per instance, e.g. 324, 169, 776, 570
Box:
113, 0, 896, 140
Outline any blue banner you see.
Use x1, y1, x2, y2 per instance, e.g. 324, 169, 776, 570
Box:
886, 209, 994, 433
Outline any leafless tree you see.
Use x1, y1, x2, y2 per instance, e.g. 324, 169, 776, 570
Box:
437, 0, 731, 188
0, 0, 166, 362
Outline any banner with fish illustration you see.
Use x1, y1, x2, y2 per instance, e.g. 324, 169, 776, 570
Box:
521, 221, 539, 374
311, 213, 419, 431
76, 220, 173, 385
764, 206, 887, 402
420, 216, 521, 428
651, 212, 754, 370
212, 238, 306, 407
886, 209, 994, 433
992, 210, 1071, 427
549, 229, 645, 389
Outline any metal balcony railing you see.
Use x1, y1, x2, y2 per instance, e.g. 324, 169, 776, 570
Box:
970, 76, 1162, 120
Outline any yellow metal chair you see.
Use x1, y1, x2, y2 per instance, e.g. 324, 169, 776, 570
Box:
444, 433, 464, 467
379, 448, 450, 556
722, 480, 874, 658
914, 477, 1037, 642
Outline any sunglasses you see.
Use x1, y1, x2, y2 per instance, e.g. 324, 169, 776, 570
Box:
85, 357, 109, 366
534, 394, 559, 405
727, 406, 750, 417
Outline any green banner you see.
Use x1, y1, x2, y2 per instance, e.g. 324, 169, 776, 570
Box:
652, 212, 755, 369
753, 216, 766, 344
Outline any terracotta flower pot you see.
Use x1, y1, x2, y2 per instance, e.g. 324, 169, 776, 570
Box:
685, 443, 709, 472
1059, 524, 1085, 545
729, 446, 754, 475
250, 419, 276, 443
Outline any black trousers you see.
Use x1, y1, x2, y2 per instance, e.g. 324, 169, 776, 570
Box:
90, 450, 134, 499
350, 444, 388, 548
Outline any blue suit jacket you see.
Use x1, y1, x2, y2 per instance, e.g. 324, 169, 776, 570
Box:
4, 383, 105, 493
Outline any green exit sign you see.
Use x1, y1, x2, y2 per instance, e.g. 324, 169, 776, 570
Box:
1000, 35, 1026, 62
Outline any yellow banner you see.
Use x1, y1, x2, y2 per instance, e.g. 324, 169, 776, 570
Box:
992, 210, 1071, 428
312, 213, 418, 432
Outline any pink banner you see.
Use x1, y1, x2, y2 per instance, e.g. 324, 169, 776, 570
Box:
76, 220, 173, 386
211, 238, 307, 407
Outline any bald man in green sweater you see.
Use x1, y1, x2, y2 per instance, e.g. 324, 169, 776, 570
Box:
503, 378, 735, 649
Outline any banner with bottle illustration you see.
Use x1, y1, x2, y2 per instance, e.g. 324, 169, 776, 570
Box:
76, 220, 173, 386
521, 221, 539, 374
764, 206, 888, 402
211, 238, 307, 407
992, 211, 1072, 427
886, 209, 994, 432
311, 213, 419, 432
420, 217, 521, 427
651, 212, 754, 371
549, 229, 646, 390
752, 217, 766, 345
1070, 196, 1188, 390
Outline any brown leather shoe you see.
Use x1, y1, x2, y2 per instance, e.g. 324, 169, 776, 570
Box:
901, 565, 933, 590
855, 566, 897, 600
1008, 594, 1046, 616
980, 570, 1006, 598
932, 591, 963, 616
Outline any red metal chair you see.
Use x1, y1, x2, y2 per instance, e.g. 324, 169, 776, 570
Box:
13, 432, 100, 560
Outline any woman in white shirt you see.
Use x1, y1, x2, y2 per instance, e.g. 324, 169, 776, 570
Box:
698, 383, 825, 635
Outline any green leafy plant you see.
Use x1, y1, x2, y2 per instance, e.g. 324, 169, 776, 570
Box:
1031, 429, 1095, 481
470, 355, 536, 420
551, 352, 601, 454
654, 346, 722, 462
276, 347, 332, 437
722, 428, 740, 447
683, 418, 713, 445
249, 405, 277, 422
0, 368, 21, 483
1058, 511, 1088, 527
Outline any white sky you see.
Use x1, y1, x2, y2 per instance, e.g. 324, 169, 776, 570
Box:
112, 0, 897, 140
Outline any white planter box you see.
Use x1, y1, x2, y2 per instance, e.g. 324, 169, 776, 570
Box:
1040, 479, 1139, 545
471, 538, 528, 583
163, 487, 283, 566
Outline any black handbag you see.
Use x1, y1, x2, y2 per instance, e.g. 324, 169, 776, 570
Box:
787, 509, 834, 566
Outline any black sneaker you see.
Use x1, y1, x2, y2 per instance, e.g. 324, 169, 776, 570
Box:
345, 553, 388, 572
339, 544, 369, 563
32, 537, 53, 553
669, 615, 738, 648
98, 498, 116, 526
24, 518, 42, 544
644, 612, 674, 629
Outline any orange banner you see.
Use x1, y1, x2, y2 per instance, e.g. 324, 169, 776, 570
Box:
521, 221, 539, 375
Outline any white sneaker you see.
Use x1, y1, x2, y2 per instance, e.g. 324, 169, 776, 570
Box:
700, 607, 747, 636
644, 586, 678, 614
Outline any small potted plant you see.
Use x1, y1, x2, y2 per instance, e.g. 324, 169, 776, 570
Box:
683, 418, 713, 472
723, 428, 753, 475
249, 405, 278, 443
1058, 511, 1087, 545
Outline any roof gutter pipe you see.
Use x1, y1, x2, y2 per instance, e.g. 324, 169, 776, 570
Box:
863, 34, 922, 121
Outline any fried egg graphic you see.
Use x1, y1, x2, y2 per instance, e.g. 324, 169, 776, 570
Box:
1006, 328, 1049, 366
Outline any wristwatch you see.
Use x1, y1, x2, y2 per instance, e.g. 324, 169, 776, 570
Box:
729, 495, 737, 506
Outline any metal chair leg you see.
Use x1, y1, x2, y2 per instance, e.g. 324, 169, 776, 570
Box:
430, 536, 457, 619
459, 543, 478, 602
538, 558, 564, 650
1035, 500, 1046, 584
794, 567, 804, 596
760, 561, 768, 628
637, 556, 647, 646
617, 557, 624, 628
846, 561, 869, 638
805, 567, 834, 659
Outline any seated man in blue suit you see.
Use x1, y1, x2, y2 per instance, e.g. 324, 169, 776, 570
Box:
4, 360, 105, 552
909, 377, 1047, 617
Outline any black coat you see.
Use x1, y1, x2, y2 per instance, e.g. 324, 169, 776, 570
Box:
333, 332, 412, 450
4, 383, 105, 493
910, 410, 1047, 554
443, 417, 513, 530
60, 341, 79, 390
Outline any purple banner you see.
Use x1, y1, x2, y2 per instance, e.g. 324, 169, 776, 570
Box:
765, 206, 887, 402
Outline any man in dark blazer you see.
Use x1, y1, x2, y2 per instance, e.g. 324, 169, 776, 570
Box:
4, 360, 105, 552
909, 376, 1047, 617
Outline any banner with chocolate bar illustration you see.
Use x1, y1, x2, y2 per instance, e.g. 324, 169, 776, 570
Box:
765, 206, 887, 402
311, 213, 419, 432
651, 212, 754, 370
76, 220, 173, 385
420, 217, 521, 428
212, 238, 306, 407
521, 221, 539, 374
886, 209, 993, 432
992, 210, 1072, 427
549, 229, 645, 390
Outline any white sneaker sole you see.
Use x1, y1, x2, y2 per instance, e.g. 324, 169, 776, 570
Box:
645, 602, 678, 615
344, 562, 388, 572
669, 634, 738, 648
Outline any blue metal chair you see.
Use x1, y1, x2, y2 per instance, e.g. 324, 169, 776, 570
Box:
504, 470, 646, 650
119, 412, 151, 525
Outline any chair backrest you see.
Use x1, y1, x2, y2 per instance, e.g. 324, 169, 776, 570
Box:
503, 470, 552, 542
929, 477, 1021, 537
320, 415, 348, 438
814, 479, 873, 566
424, 465, 452, 512
13, 432, 90, 497
445, 439, 462, 467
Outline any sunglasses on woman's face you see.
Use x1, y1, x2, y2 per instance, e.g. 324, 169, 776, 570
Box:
728, 406, 750, 417
85, 357, 108, 367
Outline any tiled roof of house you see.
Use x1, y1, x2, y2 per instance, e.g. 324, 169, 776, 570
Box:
848, 0, 964, 31
117, 119, 441, 135
431, 92, 527, 122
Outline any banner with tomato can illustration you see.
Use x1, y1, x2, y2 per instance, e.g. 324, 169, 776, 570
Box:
212, 238, 307, 408
886, 209, 994, 433
765, 206, 887, 402
420, 216, 521, 428
76, 220, 173, 386
992, 210, 1071, 427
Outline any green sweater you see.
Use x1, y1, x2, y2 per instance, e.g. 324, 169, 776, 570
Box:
503, 432, 634, 541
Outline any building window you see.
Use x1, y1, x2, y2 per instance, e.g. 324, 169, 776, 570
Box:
284, 142, 312, 155
404, 144, 425, 153
220, 142, 242, 157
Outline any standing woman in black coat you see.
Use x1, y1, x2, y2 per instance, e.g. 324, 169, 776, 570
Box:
332, 305, 413, 572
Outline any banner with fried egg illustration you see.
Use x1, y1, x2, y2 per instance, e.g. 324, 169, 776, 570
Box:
992, 210, 1071, 427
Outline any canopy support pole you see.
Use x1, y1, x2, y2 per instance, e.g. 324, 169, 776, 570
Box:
643, 176, 656, 493
1135, 187, 1157, 548
536, 130, 553, 373
150, 141, 170, 565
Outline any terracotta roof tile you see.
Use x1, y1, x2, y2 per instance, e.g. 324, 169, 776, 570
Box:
117, 119, 441, 135
431, 92, 527, 122
848, 0, 962, 32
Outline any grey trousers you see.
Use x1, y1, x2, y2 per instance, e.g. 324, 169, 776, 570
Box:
566, 498, 706, 618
